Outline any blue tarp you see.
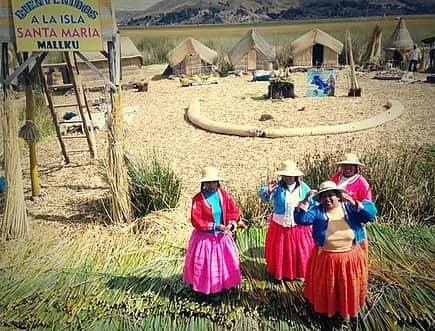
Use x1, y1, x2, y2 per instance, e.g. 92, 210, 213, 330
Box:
253, 70, 271, 81
0, 176, 5, 192
306, 69, 336, 97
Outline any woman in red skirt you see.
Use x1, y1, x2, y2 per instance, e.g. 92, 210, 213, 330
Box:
294, 181, 377, 330
258, 160, 314, 281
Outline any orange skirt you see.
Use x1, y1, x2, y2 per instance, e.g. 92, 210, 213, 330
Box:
304, 245, 368, 319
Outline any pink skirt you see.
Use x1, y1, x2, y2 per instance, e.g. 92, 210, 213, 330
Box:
183, 229, 241, 294
304, 245, 368, 319
264, 220, 314, 280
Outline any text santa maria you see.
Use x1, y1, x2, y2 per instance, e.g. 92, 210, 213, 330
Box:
11, 0, 104, 51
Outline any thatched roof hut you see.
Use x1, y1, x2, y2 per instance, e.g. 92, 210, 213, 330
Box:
76, 36, 144, 83
228, 29, 277, 72
384, 18, 414, 67
290, 29, 343, 67
385, 18, 414, 52
167, 38, 218, 77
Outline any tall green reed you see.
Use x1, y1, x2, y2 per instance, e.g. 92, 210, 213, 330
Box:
237, 146, 434, 226
129, 26, 373, 68
364, 145, 434, 225
32, 86, 54, 139
301, 146, 434, 225
127, 153, 182, 217
135, 37, 179, 66
233, 189, 271, 228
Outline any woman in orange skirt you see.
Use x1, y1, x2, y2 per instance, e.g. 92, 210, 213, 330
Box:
294, 181, 377, 330
329, 152, 373, 259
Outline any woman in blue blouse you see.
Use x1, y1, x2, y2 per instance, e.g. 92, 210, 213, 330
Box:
258, 160, 314, 281
295, 180, 377, 329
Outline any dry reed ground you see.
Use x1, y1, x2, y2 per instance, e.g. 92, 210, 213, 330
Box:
19, 65, 435, 230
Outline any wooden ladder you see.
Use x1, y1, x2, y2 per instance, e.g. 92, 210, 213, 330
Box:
39, 52, 97, 164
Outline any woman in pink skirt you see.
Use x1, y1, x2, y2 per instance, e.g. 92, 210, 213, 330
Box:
183, 166, 241, 302
258, 160, 314, 281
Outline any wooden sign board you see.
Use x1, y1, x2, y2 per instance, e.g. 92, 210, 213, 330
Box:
0, 0, 116, 49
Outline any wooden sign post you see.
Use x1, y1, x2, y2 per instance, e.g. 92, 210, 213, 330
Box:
0, 0, 131, 234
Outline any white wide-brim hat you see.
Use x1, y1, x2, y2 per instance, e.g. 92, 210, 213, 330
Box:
313, 181, 347, 201
200, 166, 223, 182
276, 160, 304, 177
336, 153, 364, 167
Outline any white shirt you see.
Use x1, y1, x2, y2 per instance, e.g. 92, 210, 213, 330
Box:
272, 183, 301, 227
338, 174, 359, 188
409, 48, 421, 61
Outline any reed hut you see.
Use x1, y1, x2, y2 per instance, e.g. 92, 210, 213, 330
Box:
290, 29, 343, 67
422, 36, 435, 71
76, 36, 144, 84
384, 18, 414, 67
228, 29, 277, 72
167, 38, 218, 77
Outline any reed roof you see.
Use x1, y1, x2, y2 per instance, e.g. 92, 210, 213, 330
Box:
228, 29, 276, 64
421, 36, 435, 44
167, 37, 218, 67
290, 28, 343, 55
385, 18, 414, 51
77, 36, 143, 63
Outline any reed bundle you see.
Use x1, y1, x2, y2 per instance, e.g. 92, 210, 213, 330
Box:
106, 86, 132, 224
18, 121, 38, 141
368, 24, 383, 64
0, 96, 28, 239
0, 222, 433, 330
19, 84, 39, 141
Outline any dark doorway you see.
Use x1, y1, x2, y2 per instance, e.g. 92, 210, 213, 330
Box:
393, 50, 403, 68
430, 47, 435, 68
312, 43, 324, 66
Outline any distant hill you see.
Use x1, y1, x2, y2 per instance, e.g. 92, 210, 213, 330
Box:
116, 0, 435, 26
113, 0, 161, 11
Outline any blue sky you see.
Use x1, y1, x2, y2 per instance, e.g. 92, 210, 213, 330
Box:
113, 0, 161, 10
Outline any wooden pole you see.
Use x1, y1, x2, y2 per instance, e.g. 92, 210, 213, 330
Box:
346, 30, 361, 97
18, 52, 41, 197
343, 36, 349, 66
25, 83, 40, 196
25, 54, 39, 196
1, 43, 8, 98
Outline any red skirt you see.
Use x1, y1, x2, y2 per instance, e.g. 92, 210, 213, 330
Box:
264, 220, 314, 280
304, 245, 368, 319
